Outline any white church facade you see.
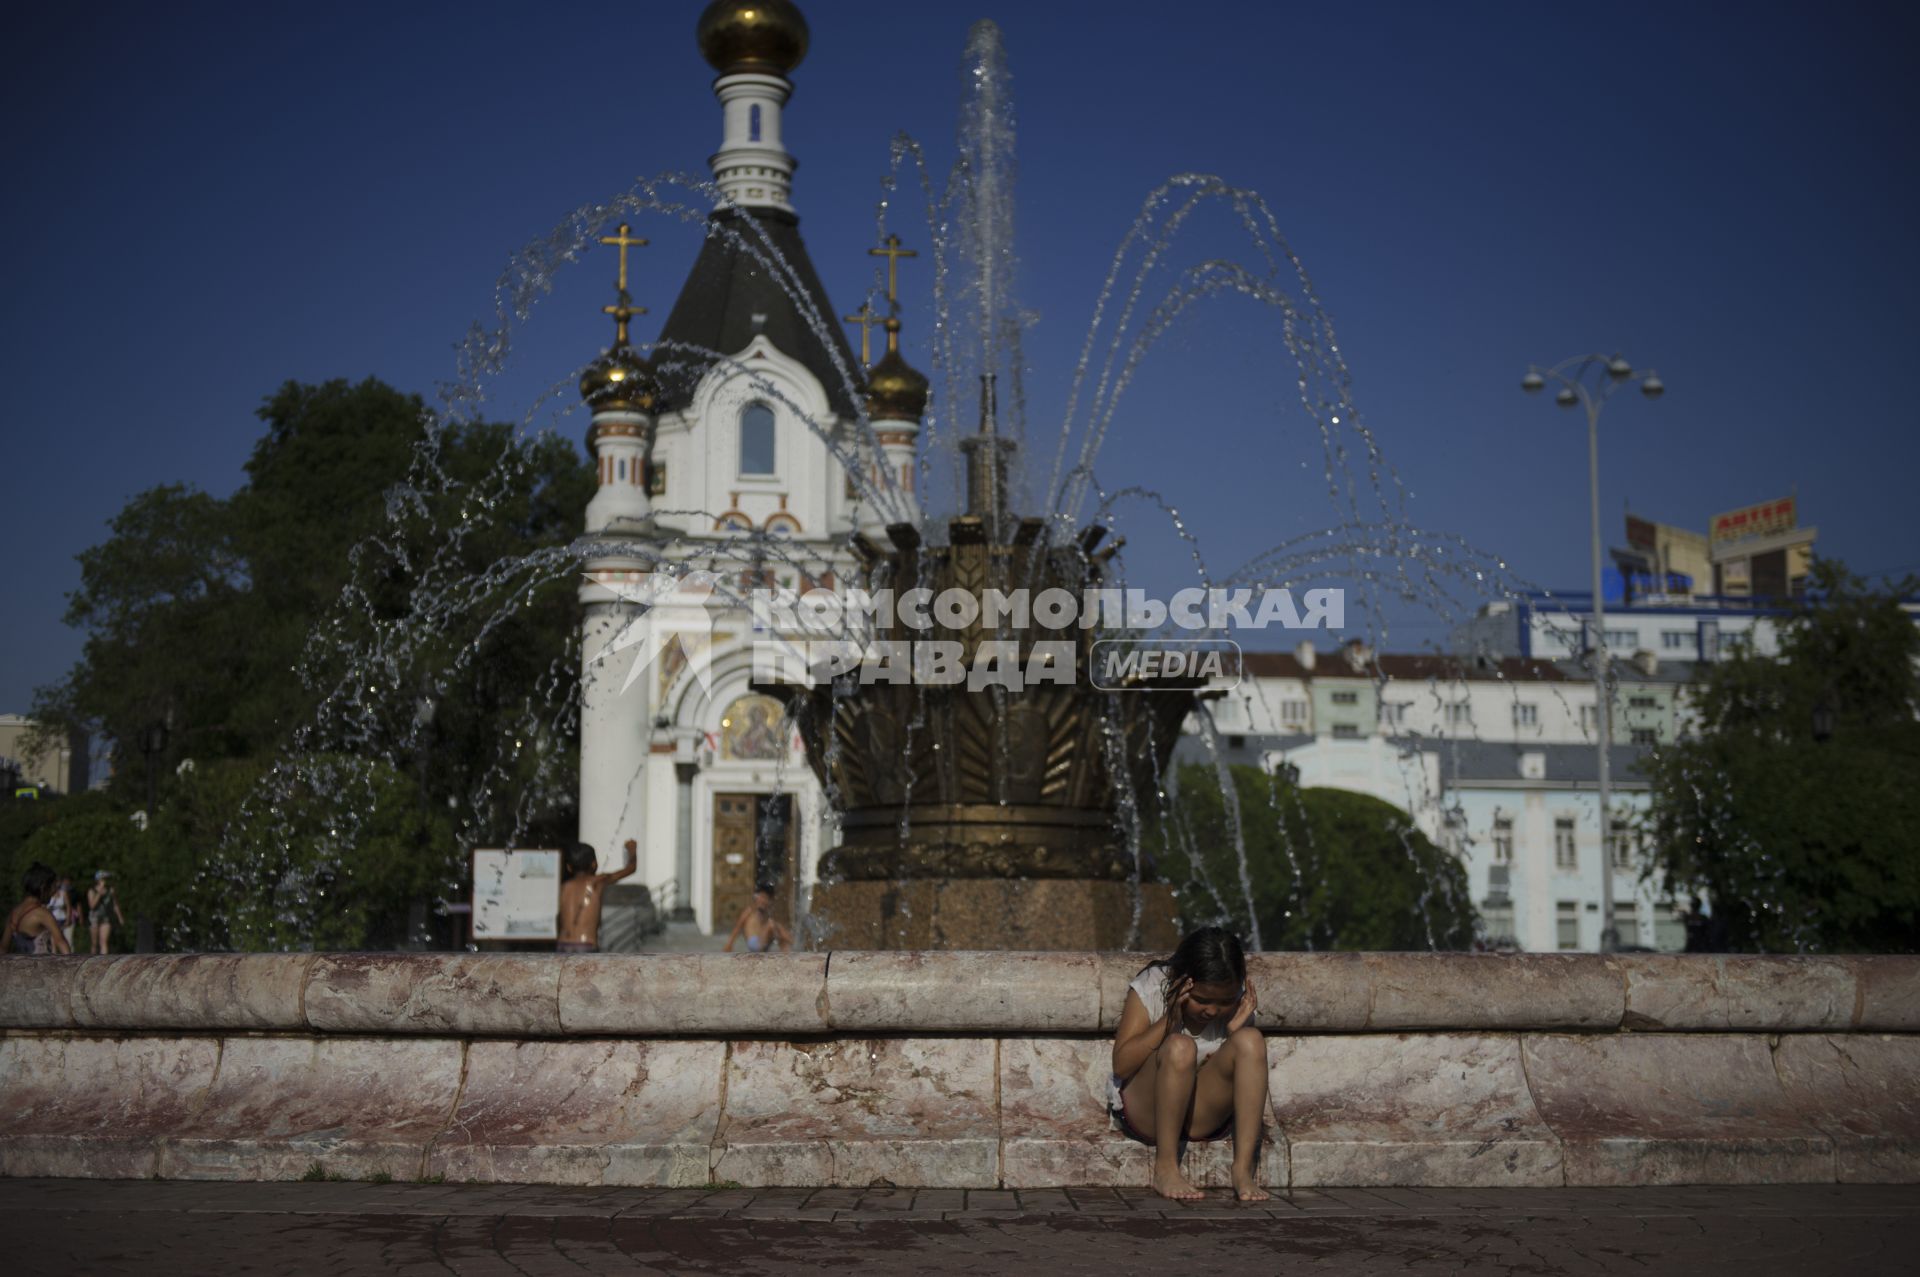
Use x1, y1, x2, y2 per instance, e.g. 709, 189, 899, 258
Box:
573, 1, 925, 937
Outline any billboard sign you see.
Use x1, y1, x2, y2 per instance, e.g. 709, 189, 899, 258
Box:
1711, 496, 1796, 546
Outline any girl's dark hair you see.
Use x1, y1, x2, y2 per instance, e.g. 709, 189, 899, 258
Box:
562, 842, 598, 878
1149, 926, 1247, 1017
22, 862, 56, 903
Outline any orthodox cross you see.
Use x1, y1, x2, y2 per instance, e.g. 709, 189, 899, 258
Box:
868, 233, 917, 308
843, 300, 882, 367
599, 223, 649, 345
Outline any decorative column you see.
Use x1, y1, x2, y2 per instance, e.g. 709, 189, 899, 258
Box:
577, 585, 651, 874
578, 225, 658, 871
674, 759, 697, 921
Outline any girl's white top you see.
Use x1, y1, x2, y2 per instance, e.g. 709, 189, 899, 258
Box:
1105, 963, 1231, 1113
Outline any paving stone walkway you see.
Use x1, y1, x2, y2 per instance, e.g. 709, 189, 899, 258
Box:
4, 1179, 1915, 1274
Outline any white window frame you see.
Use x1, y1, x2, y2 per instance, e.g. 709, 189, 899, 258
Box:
1554, 817, 1578, 870
1556, 901, 1580, 951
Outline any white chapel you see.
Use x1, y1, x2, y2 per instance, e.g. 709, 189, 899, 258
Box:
573, 0, 927, 936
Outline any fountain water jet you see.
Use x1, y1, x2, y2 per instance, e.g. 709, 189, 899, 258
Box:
188, 5, 1721, 959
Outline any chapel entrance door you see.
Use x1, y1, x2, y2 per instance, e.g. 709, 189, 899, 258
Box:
755, 794, 798, 929
711, 793, 757, 932
711, 792, 798, 934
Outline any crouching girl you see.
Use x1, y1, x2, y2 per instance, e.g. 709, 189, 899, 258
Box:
1108, 925, 1269, 1201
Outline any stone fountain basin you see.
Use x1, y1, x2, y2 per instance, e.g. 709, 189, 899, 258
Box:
1, 952, 1915, 1188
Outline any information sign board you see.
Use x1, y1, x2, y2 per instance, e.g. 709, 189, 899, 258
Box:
470, 848, 561, 942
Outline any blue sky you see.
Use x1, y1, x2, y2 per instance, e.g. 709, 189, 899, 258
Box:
4, 0, 1916, 716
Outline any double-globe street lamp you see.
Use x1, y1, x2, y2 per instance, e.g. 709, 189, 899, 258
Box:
1521, 354, 1664, 952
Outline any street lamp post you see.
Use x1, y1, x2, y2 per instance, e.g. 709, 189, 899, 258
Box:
1521, 354, 1664, 952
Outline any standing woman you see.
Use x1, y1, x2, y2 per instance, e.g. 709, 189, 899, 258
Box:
88, 871, 126, 955
1108, 925, 1270, 1202
47, 874, 74, 950
4, 863, 74, 955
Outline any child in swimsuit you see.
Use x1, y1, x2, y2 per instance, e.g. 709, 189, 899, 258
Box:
723, 885, 793, 953
1109, 925, 1268, 1202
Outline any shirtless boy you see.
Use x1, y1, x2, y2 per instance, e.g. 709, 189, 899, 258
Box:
722, 885, 793, 953
556, 838, 636, 953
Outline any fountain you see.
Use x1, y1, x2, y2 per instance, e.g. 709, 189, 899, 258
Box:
158, 2, 1561, 955
721, 12, 1200, 950
761, 376, 1201, 950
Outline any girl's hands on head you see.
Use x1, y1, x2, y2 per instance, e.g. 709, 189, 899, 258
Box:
1227, 976, 1258, 1033
1169, 975, 1196, 1026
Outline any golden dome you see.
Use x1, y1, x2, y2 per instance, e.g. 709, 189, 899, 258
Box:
865, 319, 928, 421
697, 0, 809, 75
579, 344, 655, 414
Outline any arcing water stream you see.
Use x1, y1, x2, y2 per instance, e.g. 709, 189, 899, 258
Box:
182, 19, 1728, 955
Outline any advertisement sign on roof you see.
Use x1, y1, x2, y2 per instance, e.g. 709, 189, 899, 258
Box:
1710, 496, 1796, 546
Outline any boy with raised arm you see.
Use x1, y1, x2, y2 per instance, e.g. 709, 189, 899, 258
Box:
556, 838, 636, 953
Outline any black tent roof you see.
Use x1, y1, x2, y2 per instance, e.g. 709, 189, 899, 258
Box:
652, 207, 862, 420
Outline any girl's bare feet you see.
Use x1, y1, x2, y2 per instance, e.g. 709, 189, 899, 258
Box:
1150, 1166, 1206, 1201
1231, 1168, 1270, 1202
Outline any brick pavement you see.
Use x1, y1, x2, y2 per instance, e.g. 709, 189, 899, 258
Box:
4, 1179, 1916, 1274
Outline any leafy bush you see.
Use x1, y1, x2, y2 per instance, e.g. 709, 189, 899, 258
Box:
1152, 761, 1476, 951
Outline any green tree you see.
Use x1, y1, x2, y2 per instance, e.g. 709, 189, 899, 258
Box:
31, 378, 594, 949
1153, 762, 1475, 950
161, 755, 455, 952
33, 484, 250, 770
1644, 560, 1920, 952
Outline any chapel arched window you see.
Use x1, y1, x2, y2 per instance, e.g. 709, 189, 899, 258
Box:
740, 402, 776, 475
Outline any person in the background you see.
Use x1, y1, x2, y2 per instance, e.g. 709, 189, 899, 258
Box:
5, 863, 74, 955
556, 838, 636, 954
88, 871, 126, 954
723, 884, 794, 953
47, 874, 74, 950
69, 883, 88, 951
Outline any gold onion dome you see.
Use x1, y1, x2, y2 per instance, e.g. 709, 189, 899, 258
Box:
865, 318, 929, 421
697, 0, 809, 75
579, 344, 655, 414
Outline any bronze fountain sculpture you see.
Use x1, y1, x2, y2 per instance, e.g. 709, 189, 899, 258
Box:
763, 378, 1203, 950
